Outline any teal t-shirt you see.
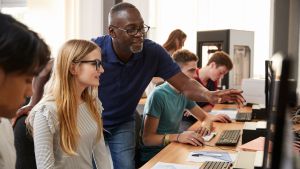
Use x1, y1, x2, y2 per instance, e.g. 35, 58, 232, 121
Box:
140, 82, 196, 162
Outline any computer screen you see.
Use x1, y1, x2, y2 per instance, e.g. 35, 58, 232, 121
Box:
263, 57, 295, 169
264, 60, 273, 110
262, 60, 275, 168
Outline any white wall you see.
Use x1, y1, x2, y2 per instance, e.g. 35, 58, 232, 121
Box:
76, 0, 103, 40
9, 0, 103, 57
3, 0, 274, 79
24, 0, 65, 57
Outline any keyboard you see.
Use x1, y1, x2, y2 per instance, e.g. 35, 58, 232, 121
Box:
215, 130, 240, 146
235, 112, 252, 121
200, 161, 231, 169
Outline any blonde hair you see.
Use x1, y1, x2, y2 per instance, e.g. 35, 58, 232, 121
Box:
44, 39, 102, 155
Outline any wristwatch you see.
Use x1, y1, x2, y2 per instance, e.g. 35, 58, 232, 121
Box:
163, 134, 170, 146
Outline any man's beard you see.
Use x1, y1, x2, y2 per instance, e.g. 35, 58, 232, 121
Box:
130, 43, 143, 53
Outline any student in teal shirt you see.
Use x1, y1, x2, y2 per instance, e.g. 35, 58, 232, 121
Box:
140, 49, 231, 163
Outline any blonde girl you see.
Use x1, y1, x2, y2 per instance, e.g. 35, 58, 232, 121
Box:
27, 39, 111, 169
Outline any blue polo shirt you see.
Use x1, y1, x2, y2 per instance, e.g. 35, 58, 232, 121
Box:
92, 35, 181, 127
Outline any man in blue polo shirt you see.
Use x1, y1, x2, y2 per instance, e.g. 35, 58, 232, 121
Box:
92, 2, 245, 169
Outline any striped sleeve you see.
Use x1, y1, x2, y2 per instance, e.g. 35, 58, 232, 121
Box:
33, 106, 56, 169
93, 136, 112, 169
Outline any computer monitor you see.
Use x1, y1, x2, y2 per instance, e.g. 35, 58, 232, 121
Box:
262, 59, 275, 168
262, 57, 296, 169
265, 60, 273, 110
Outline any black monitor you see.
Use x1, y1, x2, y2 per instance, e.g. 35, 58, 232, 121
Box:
265, 60, 273, 110
262, 57, 296, 169
262, 59, 275, 168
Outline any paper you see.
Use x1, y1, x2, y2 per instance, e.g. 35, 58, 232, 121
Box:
187, 151, 235, 163
243, 122, 257, 130
210, 109, 238, 120
254, 151, 264, 167
151, 162, 200, 169
202, 132, 217, 142
243, 121, 267, 130
256, 121, 267, 129
238, 137, 272, 152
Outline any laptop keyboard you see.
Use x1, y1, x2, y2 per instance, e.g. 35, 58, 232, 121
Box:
216, 130, 240, 146
235, 112, 252, 121
200, 161, 231, 169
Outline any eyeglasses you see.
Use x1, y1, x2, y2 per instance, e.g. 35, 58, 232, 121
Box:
110, 24, 150, 36
74, 59, 102, 71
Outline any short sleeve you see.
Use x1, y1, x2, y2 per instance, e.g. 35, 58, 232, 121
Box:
144, 41, 181, 80
31, 104, 58, 169
27, 103, 58, 135
186, 100, 197, 110
143, 90, 165, 119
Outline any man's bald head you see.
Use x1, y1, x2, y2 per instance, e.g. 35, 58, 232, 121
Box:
108, 2, 139, 26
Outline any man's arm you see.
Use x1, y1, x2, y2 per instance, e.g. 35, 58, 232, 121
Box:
189, 105, 231, 126
188, 106, 207, 122
202, 104, 214, 112
167, 72, 245, 106
30, 59, 53, 106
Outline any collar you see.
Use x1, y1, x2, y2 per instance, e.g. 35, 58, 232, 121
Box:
194, 68, 205, 85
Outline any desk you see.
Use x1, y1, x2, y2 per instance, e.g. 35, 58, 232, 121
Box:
140, 104, 251, 169
213, 104, 252, 113
140, 122, 244, 168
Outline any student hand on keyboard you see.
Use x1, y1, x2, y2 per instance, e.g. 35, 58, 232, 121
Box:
177, 131, 204, 146
197, 125, 211, 136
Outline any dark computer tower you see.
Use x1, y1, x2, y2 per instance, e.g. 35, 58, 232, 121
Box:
197, 29, 254, 89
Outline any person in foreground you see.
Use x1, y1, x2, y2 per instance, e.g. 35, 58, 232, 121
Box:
92, 2, 244, 169
13, 60, 53, 169
140, 49, 231, 163
0, 13, 50, 169
27, 40, 111, 169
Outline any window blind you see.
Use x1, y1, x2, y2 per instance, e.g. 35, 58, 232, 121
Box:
1, 0, 26, 7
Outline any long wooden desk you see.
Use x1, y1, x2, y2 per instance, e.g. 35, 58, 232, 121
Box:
140, 104, 252, 169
